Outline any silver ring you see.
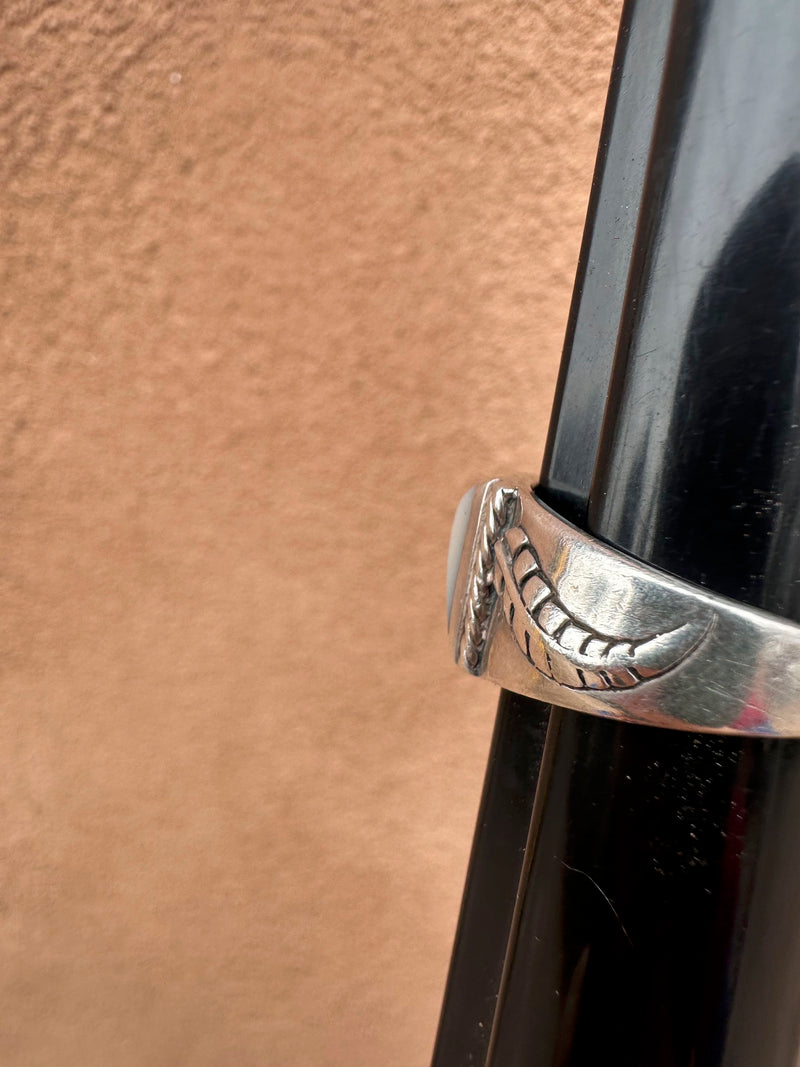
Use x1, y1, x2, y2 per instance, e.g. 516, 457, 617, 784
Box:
447, 477, 800, 737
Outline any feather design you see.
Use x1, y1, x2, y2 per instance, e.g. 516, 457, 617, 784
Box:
493, 525, 710, 691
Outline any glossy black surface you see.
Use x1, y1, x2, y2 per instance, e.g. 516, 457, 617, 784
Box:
591, 0, 800, 615
539, 0, 672, 527
431, 692, 550, 1067
488, 1, 800, 1064
489, 712, 800, 1067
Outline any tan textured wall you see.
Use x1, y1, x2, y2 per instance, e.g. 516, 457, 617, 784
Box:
0, 2, 620, 1064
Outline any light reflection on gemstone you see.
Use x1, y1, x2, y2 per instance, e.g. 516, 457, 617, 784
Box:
446, 487, 476, 627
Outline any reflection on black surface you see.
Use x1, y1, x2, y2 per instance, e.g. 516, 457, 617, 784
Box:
489, 705, 800, 1067
660, 157, 800, 617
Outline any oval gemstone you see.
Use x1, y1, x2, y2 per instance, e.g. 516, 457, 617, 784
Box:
446, 487, 476, 627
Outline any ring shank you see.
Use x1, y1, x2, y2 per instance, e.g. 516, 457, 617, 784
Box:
450, 478, 800, 737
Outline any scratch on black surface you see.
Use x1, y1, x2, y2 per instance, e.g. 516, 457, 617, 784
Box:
561, 861, 633, 947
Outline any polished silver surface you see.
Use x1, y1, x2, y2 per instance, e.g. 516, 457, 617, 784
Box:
448, 477, 800, 736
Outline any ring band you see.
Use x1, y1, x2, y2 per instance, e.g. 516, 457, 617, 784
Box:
447, 477, 800, 737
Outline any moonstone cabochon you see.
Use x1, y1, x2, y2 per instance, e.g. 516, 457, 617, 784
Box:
447, 487, 476, 626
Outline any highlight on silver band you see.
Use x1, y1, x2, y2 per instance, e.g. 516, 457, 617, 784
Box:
448, 478, 800, 737
494, 517, 709, 692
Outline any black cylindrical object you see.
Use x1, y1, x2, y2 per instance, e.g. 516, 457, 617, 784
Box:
488, 1, 800, 1065
436, 1, 800, 1065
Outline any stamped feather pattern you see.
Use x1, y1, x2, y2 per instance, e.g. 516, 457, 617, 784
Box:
492, 525, 710, 691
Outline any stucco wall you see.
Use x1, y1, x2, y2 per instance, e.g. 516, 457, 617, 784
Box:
0, 2, 620, 1064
